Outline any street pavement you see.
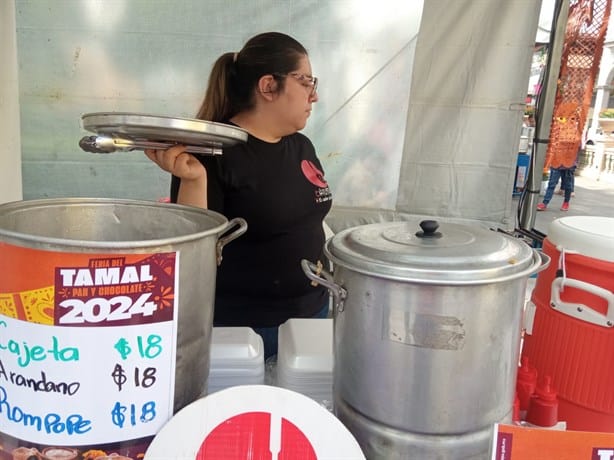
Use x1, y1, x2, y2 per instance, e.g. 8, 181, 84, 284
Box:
514, 175, 614, 236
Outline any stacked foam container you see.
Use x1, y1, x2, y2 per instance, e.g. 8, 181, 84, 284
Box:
275, 318, 333, 404
206, 327, 265, 394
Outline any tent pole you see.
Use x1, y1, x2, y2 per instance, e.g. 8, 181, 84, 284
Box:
519, 0, 568, 232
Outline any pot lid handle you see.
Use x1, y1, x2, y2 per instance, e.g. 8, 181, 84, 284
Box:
415, 220, 442, 238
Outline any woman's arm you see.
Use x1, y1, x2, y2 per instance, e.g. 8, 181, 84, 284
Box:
144, 145, 207, 208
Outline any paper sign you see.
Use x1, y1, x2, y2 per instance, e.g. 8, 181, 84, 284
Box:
0, 242, 179, 458
492, 423, 614, 460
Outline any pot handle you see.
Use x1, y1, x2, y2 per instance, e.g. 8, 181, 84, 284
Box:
301, 259, 347, 313
216, 217, 248, 265
550, 277, 614, 328
535, 250, 551, 274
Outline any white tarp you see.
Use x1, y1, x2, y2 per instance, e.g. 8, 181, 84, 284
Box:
396, 0, 542, 229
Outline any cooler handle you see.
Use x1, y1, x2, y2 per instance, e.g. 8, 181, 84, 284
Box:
550, 278, 614, 328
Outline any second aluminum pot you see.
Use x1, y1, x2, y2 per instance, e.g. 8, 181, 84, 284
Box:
303, 219, 549, 459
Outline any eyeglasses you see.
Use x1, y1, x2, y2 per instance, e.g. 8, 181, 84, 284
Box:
274, 72, 318, 96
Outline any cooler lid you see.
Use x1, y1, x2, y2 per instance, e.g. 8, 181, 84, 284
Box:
325, 219, 537, 284
547, 216, 614, 262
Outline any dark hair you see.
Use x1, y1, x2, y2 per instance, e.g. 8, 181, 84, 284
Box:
195, 32, 308, 122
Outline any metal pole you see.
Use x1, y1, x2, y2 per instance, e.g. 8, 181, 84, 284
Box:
519, 0, 569, 231
0, 0, 23, 203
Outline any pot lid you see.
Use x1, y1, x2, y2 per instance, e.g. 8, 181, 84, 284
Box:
325, 219, 536, 284
80, 112, 248, 155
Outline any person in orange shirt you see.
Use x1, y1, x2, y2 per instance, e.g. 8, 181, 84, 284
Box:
537, 165, 574, 211
537, 147, 580, 212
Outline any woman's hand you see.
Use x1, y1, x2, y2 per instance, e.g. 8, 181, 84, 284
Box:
144, 145, 205, 180
144, 145, 208, 208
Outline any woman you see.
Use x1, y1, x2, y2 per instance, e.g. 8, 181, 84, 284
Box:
145, 32, 332, 359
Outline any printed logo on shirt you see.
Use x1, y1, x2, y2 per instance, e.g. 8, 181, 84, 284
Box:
301, 160, 332, 204
301, 160, 327, 188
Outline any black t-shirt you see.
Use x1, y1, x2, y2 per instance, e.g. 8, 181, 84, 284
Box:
171, 131, 333, 327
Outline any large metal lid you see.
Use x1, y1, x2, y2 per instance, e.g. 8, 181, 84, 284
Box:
80, 112, 248, 155
325, 219, 537, 284
82, 112, 248, 145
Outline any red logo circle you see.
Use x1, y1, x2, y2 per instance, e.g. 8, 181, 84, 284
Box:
301, 160, 327, 188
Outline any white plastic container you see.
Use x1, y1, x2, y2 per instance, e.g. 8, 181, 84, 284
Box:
276, 318, 333, 403
207, 327, 265, 393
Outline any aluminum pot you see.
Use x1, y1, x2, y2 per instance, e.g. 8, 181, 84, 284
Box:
0, 198, 246, 453
302, 219, 549, 460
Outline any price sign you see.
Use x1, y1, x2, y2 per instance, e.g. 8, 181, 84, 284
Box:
0, 244, 178, 456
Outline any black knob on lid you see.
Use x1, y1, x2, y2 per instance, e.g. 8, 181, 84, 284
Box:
416, 220, 442, 238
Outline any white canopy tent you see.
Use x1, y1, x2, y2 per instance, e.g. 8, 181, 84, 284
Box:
2, 0, 549, 233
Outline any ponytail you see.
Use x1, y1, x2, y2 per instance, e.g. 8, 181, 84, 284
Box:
195, 52, 235, 122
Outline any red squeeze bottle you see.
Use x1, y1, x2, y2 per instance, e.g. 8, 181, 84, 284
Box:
526, 375, 559, 427
513, 392, 520, 423
516, 356, 538, 412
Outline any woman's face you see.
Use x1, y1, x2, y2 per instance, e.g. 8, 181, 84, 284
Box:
276, 55, 319, 132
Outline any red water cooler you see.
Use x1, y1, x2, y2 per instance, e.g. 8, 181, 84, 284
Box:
522, 216, 614, 432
